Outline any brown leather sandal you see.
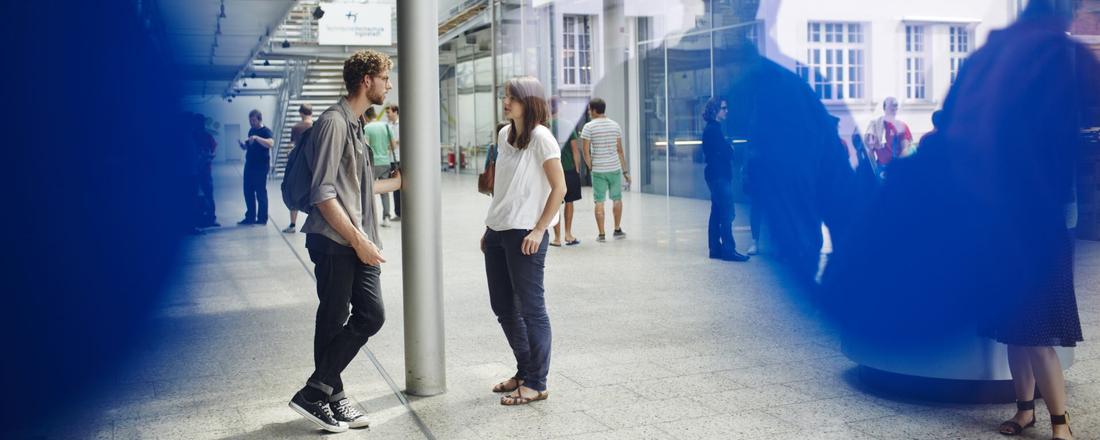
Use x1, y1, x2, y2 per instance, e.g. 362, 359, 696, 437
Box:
492, 377, 522, 393
500, 388, 548, 406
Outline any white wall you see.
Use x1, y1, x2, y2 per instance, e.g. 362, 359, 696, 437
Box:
180, 95, 279, 163
762, 0, 1014, 140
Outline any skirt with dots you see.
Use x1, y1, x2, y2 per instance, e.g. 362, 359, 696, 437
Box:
980, 230, 1083, 347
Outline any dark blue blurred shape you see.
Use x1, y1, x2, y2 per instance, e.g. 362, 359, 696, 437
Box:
823, 1, 1096, 347
1, 1, 187, 432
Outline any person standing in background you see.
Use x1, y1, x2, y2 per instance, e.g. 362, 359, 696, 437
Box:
194, 113, 218, 228
284, 104, 314, 233
364, 106, 397, 227
385, 104, 401, 221
238, 109, 273, 225
864, 97, 913, 178
581, 98, 630, 243
549, 96, 582, 246
702, 98, 749, 262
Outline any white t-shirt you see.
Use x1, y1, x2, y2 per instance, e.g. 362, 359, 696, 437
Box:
485, 124, 561, 231
389, 120, 400, 162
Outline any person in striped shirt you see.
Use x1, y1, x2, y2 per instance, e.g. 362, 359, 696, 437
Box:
581, 98, 630, 242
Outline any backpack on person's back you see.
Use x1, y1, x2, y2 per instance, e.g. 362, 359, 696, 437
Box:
281, 127, 314, 214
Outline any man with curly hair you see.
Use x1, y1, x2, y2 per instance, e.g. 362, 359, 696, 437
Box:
288, 49, 401, 433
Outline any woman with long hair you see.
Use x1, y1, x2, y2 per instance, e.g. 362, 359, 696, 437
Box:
481, 76, 567, 405
701, 97, 749, 262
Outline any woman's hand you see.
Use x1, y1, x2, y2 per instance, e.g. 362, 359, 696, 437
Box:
521, 228, 545, 255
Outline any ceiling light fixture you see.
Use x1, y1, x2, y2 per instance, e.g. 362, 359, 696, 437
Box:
213, 36, 218, 48
216, 22, 222, 35
312, 6, 325, 19
219, 0, 226, 19
281, 39, 291, 48
263, 59, 270, 66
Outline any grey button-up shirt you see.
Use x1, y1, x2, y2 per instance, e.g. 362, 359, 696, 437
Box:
301, 97, 381, 250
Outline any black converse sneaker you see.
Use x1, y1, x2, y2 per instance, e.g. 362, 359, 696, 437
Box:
331, 398, 370, 429
289, 392, 348, 433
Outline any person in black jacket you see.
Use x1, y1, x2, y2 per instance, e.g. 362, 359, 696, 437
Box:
701, 97, 748, 262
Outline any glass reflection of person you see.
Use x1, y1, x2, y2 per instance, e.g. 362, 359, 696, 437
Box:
864, 97, 914, 179
702, 97, 749, 262
949, 1, 1093, 438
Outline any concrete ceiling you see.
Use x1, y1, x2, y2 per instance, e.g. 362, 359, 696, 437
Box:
157, 0, 295, 96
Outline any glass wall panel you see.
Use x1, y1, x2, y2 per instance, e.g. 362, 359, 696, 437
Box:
473, 38, 496, 173
713, 23, 761, 201
439, 44, 457, 170
638, 39, 668, 196
712, 0, 760, 29
665, 32, 711, 199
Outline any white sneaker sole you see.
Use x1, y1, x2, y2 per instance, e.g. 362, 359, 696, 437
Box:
289, 401, 349, 433
346, 417, 371, 429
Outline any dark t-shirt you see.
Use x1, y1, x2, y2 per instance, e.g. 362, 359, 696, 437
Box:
552, 117, 579, 172
245, 126, 274, 170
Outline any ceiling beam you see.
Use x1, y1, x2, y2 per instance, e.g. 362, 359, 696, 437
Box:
223, 0, 298, 97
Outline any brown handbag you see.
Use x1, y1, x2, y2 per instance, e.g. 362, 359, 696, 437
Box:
478, 146, 495, 196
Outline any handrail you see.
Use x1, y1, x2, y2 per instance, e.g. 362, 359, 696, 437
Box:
269, 66, 291, 179
269, 59, 309, 179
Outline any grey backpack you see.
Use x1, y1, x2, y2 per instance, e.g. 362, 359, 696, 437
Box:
281, 127, 314, 214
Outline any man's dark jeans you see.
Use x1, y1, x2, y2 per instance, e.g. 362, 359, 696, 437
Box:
391, 162, 401, 217
305, 234, 385, 397
242, 166, 268, 223
483, 228, 552, 392
707, 178, 737, 256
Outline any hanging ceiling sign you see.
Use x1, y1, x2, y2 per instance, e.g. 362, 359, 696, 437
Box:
318, 4, 393, 46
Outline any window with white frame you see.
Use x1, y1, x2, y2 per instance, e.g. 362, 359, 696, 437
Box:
905, 25, 928, 100
950, 26, 971, 85
802, 22, 865, 101
562, 15, 593, 86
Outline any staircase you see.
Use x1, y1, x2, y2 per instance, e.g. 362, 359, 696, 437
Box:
266, 0, 398, 178
273, 60, 347, 178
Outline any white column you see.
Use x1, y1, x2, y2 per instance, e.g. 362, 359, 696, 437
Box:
397, 0, 447, 396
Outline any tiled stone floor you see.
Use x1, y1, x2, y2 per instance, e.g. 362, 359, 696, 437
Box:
21, 163, 1100, 439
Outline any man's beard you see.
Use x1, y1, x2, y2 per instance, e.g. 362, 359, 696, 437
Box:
369, 88, 386, 105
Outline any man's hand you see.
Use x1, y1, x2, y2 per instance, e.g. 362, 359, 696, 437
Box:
624, 173, 632, 184
522, 228, 545, 255
352, 235, 386, 266
481, 229, 487, 254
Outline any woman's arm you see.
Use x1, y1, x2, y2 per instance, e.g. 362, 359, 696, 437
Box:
522, 158, 567, 255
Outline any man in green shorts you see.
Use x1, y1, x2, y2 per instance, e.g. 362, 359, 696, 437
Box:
581, 98, 630, 242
